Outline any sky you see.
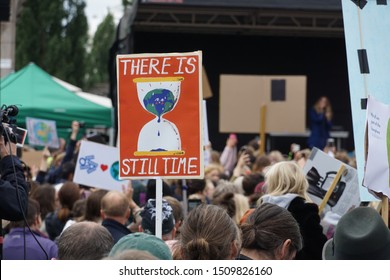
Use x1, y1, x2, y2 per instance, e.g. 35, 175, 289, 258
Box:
84, 0, 123, 36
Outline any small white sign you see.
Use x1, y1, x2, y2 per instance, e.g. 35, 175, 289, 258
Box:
26, 117, 59, 148
74, 140, 128, 191
363, 96, 390, 199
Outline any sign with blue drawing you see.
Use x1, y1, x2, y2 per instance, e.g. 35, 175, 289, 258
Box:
73, 140, 128, 191
341, 0, 390, 201
26, 117, 59, 148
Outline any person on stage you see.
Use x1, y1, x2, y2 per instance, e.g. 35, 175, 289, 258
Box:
308, 96, 333, 150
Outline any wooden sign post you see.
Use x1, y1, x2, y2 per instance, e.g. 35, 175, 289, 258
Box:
318, 164, 346, 215
259, 104, 267, 155
381, 196, 389, 227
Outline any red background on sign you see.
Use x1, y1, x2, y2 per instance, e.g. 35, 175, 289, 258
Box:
117, 53, 202, 178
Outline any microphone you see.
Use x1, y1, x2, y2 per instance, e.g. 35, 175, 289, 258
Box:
6, 105, 19, 117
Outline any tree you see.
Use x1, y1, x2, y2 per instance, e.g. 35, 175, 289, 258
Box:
85, 12, 115, 89
15, 0, 88, 87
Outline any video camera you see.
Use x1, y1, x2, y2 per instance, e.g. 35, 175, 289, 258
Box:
0, 105, 26, 146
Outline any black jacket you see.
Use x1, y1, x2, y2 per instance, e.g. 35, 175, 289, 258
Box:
0, 155, 28, 221
102, 218, 132, 244
288, 197, 327, 260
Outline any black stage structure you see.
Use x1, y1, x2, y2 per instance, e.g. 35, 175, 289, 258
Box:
110, 0, 353, 154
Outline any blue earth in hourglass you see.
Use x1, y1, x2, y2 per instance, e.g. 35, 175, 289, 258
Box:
143, 89, 176, 122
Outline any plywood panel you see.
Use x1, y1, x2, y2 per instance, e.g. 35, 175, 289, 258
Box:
219, 74, 306, 133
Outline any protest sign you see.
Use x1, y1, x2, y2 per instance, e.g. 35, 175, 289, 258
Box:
303, 148, 360, 217
26, 117, 59, 148
117, 51, 203, 179
341, 1, 390, 201
363, 96, 390, 199
74, 140, 128, 191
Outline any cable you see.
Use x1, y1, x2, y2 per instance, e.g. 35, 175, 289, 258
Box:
3, 127, 49, 260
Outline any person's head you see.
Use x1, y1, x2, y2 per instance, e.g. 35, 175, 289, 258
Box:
204, 163, 224, 186
60, 162, 76, 181
240, 203, 302, 260
146, 180, 172, 201
57, 182, 81, 222
180, 204, 241, 260
264, 161, 309, 200
58, 221, 114, 260
140, 199, 176, 241
163, 196, 184, 233
212, 180, 237, 202
268, 150, 285, 165
100, 191, 130, 224
242, 173, 265, 196
109, 232, 172, 260
30, 183, 56, 220
213, 192, 236, 219
323, 207, 390, 260
105, 249, 157, 260
314, 96, 331, 111
187, 179, 206, 196
10, 198, 41, 229
252, 155, 271, 174
71, 199, 86, 220
84, 189, 108, 222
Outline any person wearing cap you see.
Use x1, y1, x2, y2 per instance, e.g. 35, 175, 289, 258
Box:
139, 199, 176, 241
100, 191, 132, 244
108, 232, 172, 260
323, 206, 390, 260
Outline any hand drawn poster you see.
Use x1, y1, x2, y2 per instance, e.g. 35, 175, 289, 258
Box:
363, 96, 390, 199
73, 140, 128, 191
26, 117, 59, 148
117, 51, 204, 179
303, 148, 360, 217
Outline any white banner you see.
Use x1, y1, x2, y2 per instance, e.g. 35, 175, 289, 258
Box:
73, 140, 128, 191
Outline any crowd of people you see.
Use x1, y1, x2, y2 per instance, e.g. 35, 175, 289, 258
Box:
1, 118, 389, 261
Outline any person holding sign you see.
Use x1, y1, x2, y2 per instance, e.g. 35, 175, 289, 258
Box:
258, 161, 327, 260
308, 96, 333, 150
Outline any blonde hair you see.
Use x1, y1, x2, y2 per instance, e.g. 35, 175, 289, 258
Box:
264, 161, 310, 200
233, 194, 250, 224
204, 163, 224, 176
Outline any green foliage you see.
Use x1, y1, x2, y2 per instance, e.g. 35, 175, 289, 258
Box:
16, 0, 88, 88
85, 12, 116, 89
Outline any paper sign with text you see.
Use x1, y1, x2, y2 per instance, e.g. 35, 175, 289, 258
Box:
117, 51, 204, 179
26, 117, 59, 148
74, 140, 128, 191
363, 96, 390, 199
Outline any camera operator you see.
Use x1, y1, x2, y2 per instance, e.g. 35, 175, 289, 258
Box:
0, 135, 28, 221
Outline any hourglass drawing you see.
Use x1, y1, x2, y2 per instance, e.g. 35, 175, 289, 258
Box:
133, 77, 185, 156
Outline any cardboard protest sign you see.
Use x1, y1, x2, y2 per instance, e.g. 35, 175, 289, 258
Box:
74, 140, 128, 191
341, 1, 390, 201
26, 117, 59, 148
219, 75, 306, 133
117, 51, 204, 179
363, 96, 390, 199
303, 148, 360, 217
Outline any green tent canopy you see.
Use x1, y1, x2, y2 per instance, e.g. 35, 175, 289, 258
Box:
0, 63, 112, 139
